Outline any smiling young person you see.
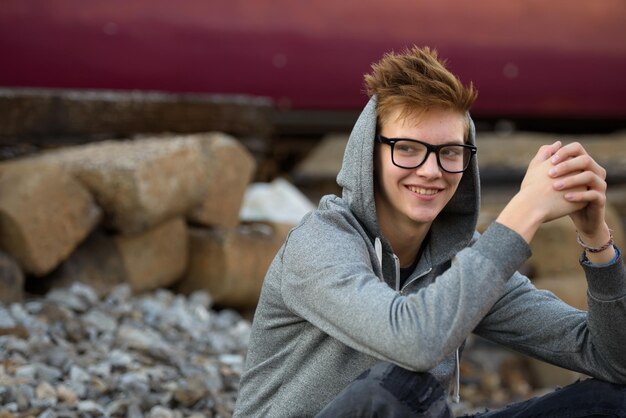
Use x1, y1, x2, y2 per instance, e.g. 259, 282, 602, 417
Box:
233, 47, 626, 417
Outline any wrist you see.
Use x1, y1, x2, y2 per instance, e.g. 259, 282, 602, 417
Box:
577, 224, 611, 249
576, 226, 615, 265
496, 195, 544, 244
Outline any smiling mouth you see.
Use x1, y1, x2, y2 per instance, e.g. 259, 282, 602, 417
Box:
407, 186, 441, 196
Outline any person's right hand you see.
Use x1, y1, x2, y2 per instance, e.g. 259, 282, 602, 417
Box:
519, 141, 587, 223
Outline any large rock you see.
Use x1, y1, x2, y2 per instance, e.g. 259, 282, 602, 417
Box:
47, 231, 126, 296
291, 133, 347, 203
38, 136, 207, 234
0, 250, 24, 303
50, 218, 188, 294
187, 132, 257, 228
607, 184, 626, 227
530, 205, 623, 278
117, 217, 188, 293
292, 133, 347, 182
0, 162, 101, 275
526, 357, 585, 389
178, 223, 290, 309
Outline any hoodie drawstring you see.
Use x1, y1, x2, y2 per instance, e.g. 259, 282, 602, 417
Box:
452, 348, 461, 403
375, 237, 383, 276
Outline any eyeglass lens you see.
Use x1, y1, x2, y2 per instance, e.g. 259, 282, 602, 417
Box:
392, 140, 470, 172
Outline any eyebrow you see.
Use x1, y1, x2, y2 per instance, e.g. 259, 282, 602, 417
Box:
386, 136, 465, 145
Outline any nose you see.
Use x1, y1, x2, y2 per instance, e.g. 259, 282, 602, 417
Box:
416, 151, 442, 178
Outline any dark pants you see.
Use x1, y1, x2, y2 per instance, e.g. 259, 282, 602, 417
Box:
315, 363, 626, 418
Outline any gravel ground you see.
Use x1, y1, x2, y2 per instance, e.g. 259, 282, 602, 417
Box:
0, 283, 546, 417
1, 283, 248, 417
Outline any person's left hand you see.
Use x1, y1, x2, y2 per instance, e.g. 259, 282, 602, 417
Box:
548, 142, 610, 244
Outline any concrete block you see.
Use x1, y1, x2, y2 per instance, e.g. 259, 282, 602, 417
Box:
526, 357, 585, 389
607, 184, 626, 229
0, 162, 101, 275
291, 133, 347, 203
529, 205, 624, 277
39, 136, 206, 234
187, 133, 256, 228
48, 231, 128, 296
117, 217, 188, 293
50, 218, 187, 295
178, 223, 289, 309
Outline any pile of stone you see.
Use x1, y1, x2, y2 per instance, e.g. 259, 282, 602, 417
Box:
0, 132, 295, 309
0, 282, 539, 417
0, 282, 249, 417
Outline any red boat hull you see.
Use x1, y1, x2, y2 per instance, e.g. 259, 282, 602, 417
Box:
2, 0, 625, 119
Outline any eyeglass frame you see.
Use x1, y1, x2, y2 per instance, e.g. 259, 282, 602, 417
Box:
375, 134, 477, 173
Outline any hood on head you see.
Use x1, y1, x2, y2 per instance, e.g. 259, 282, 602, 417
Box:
336, 96, 480, 264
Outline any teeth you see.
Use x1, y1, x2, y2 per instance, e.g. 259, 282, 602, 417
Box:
408, 186, 439, 195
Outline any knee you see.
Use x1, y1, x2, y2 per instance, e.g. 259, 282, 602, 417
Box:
356, 363, 443, 397
575, 378, 626, 392
368, 363, 451, 416
568, 378, 626, 409
316, 363, 452, 418
379, 365, 443, 400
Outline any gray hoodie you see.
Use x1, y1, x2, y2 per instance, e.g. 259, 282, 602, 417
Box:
234, 97, 626, 417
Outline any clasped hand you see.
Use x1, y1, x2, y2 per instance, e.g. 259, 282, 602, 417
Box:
520, 141, 609, 242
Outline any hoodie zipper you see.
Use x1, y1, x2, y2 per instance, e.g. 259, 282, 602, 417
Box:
400, 267, 432, 295
392, 254, 400, 292
391, 250, 461, 404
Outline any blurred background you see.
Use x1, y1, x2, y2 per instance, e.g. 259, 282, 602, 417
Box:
2, 0, 626, 129
1, 1, 626, 416
2, 0, 626, 194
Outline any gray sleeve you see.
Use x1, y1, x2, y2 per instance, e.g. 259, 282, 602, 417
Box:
474, 246, 626, 383
279, 214, 531, 371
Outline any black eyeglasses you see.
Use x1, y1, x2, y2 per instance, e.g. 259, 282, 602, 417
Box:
375, 135, 477, 173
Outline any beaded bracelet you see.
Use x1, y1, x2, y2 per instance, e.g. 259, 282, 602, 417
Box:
576, 229, 614, 253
